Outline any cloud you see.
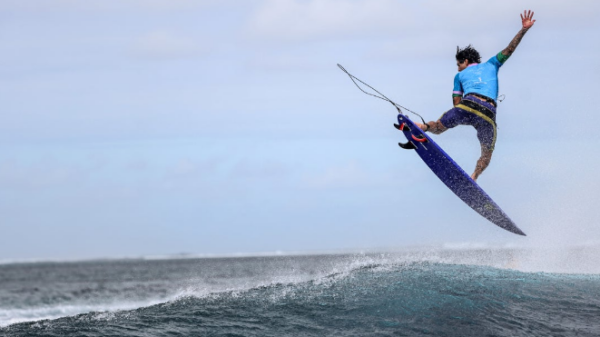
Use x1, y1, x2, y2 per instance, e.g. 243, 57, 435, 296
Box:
303, 161, 388, 190
125, 159, 149, 172
0, 0, 230, 13
0, 158, 87, 191
230, 159, 292, 180
131, 31, 207, 60
246, 0, 413, 41
247, 52, 325, 71
245, 0, 600, 44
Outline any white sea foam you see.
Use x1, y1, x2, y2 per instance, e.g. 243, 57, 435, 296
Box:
0, 298, 175, 328
3, 245, 599, 328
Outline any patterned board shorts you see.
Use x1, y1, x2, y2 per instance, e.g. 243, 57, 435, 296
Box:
439, 95, 497, 150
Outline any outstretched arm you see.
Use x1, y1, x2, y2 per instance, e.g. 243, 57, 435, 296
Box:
501, 10, 536, 57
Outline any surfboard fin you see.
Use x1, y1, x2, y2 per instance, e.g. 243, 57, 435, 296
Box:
393, 123, 411, 131
398, 141, 416, 150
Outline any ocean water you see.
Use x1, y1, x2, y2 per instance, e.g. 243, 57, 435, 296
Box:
1, 249, 600, 336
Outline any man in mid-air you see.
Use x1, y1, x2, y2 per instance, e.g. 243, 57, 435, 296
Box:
416, 10, 536, 181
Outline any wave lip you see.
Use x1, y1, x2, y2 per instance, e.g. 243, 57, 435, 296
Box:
2, 247, 600, 334
3, 261, 600, 337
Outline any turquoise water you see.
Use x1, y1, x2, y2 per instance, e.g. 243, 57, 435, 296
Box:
1, 252, 599, 336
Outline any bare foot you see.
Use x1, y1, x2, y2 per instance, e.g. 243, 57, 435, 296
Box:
471, 173, 478, 181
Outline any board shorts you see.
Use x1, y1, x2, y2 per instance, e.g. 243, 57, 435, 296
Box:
439, 95, 497, 151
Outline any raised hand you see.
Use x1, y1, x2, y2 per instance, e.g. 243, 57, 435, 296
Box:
521, 10, 536, 29
502, 10, 536, 57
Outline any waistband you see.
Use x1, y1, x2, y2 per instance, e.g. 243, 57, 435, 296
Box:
460, 96, 496, 121
466, 93, 496, 107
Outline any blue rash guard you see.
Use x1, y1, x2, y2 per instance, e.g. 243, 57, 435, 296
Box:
439, 52, 510, 151
452, 52, 508, 101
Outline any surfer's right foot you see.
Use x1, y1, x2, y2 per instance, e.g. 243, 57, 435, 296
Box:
416, 122, 429, 131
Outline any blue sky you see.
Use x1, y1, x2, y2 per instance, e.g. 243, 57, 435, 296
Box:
1, 0, 600, 260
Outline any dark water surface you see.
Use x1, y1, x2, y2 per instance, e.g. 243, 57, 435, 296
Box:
1, 251, 600, 336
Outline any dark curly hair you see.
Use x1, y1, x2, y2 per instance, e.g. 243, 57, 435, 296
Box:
456, 45, 481, 64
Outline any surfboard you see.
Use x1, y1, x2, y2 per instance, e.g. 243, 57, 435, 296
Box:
394, 113, 526, 236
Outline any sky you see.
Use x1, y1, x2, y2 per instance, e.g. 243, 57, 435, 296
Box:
1, 0, 600, 261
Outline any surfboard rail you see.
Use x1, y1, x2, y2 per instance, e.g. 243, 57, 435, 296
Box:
395, 114, 526, 236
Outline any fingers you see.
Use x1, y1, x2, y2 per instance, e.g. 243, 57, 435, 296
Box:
521, 10, 535, 27
522, 9, 534, 20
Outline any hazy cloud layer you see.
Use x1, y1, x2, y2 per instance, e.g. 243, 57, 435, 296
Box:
131, 31, 208, 59
246, 0, 413, 41
1, 1, 599, 260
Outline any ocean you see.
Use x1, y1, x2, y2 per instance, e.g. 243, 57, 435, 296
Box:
1, 248, 600, 336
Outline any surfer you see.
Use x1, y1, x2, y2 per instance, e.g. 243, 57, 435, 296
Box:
416, 10, 536, 181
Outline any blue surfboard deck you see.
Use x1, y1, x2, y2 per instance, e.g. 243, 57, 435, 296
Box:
395, 114, 525, 236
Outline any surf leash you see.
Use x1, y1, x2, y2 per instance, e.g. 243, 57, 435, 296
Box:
337, 64, 427, 126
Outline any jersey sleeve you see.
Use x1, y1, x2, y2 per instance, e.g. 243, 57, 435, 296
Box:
452, 73, 463, 97
488, 51, 508, 69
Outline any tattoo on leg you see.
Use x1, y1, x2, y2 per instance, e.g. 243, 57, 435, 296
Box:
473, 147, 493, 179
